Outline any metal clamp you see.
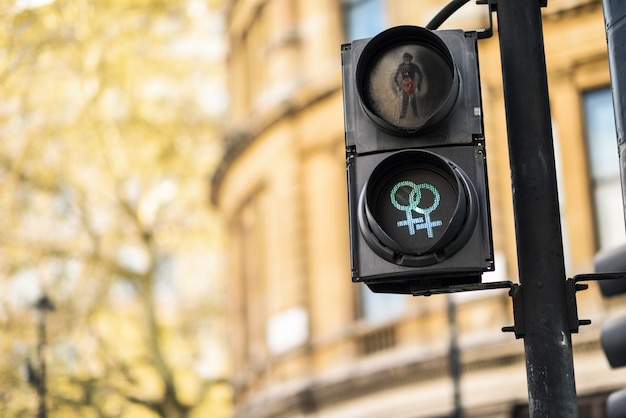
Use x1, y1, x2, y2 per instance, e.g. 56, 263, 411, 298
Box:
502, 276, 592, 339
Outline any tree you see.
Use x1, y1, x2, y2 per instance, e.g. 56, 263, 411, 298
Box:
0, 1, 230, 416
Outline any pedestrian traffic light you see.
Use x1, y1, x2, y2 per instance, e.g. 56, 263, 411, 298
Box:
595, 244, 626, 418
342, 26, 494, 294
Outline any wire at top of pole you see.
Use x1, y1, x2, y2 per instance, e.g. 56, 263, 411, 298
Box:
426, 0, 471, 30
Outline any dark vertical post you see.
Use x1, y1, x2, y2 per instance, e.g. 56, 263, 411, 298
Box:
601, 0, 626, 225
447, 295, 463, 418
496, 1, 578, 416
34, 295, 54, 418
36, 309, 47, 418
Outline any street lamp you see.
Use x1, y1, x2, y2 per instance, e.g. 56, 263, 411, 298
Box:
28, 294, 55, 418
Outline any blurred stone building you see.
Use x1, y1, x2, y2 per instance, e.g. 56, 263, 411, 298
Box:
211, 0, 626, 416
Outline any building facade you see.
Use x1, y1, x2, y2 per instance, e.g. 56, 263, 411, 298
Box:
211, 0, 626, 416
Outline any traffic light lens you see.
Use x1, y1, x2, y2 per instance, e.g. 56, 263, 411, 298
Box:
378, 171, 457, 253
356, 26, 459, 135
359, 150, 478, 266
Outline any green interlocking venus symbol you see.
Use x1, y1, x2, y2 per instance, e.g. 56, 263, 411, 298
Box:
390, 180, 443, 238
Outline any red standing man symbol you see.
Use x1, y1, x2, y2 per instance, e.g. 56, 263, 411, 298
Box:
394, 52, 424, 119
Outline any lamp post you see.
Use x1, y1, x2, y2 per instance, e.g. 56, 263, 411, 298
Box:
447, 295, 462, 418
29, 294, 55, 418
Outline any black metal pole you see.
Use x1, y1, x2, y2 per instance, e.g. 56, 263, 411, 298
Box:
447, 295, 463, 418
36, 309, 47, 418
33, 295, 54, 418
496, 1, 578, 416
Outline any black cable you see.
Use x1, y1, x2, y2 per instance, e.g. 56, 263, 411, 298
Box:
425, 0, 471, 30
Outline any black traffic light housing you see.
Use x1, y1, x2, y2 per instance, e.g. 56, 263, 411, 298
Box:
594, 244, 626, 418
342, 26, 494, 294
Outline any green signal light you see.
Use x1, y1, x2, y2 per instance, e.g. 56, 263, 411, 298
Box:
358, 149, 481, 265
390, 180, 443, 238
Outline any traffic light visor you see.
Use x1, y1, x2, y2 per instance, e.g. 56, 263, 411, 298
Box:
356, 26, 460, 135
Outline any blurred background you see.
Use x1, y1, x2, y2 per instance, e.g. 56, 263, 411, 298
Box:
1, 0, 230, 416
3, 0, 626, 417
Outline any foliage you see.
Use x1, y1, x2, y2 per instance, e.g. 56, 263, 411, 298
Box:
0, 0, 229, 417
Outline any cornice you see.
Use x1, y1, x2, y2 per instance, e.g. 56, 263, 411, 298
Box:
543, 0, 601, 20
232, 340, 521, 418
232, 327, 604, 418
210, 81, 341, 206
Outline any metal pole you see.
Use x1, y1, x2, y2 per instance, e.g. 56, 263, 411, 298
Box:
33, 295, 54, 418
495, 1, 578, 416
36, 309, 47, 418
447, 295, 463, 418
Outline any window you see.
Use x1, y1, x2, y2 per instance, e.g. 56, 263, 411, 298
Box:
582, 88, 625, 250
232, 194, 268, 367
357, 284, 405, 323
512, 392, 610, 417
342, 0, 386, 41
241, 6, 267, 113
